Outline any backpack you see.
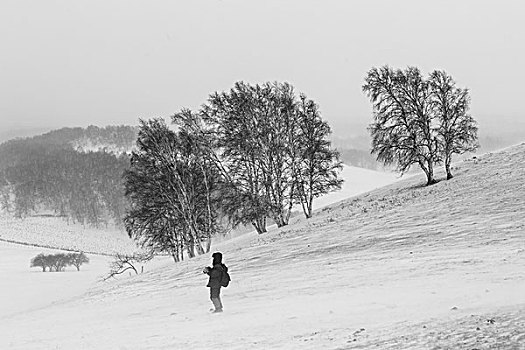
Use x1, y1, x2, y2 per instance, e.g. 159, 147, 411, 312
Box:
220, 268, 231, 287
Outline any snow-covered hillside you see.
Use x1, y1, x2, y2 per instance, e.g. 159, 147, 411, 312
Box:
0, 215, 137, 255
2, 144, 525, 349
0, 242, 113, 317
312, 164, 401, 210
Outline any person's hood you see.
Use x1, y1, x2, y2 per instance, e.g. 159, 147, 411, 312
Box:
212, 252, 222, 265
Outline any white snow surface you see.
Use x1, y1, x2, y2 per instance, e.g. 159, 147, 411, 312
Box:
0, 242, 113, 317
312, 164, 401, 210
0, 215, 137, 255
1, 146, 525, 349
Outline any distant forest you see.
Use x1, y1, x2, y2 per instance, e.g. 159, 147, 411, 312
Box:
0, 126, 137, 227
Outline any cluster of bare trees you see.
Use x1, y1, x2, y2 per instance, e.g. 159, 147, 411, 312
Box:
123, 81, 343, 261
30, 252, 89, 272
363, 66, 478, 185
201, 82, 343, 230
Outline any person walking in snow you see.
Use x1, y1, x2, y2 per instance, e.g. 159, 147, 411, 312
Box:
203, 251, 228, 313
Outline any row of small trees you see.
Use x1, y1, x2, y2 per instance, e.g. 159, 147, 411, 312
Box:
363, 66, 479, 185
124, 81, 343, 261
30, 252, 89, 272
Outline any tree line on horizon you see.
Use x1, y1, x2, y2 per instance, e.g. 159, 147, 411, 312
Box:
124, 81, 343, 261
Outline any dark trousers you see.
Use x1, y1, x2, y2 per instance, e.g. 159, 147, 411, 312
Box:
210, 287, 223, 310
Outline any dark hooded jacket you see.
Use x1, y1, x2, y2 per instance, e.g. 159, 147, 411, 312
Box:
206, 252, 228, 288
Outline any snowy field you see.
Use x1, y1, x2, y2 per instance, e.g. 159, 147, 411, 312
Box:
312, 165, 401, 210
0, 215, 137, 255
0, 242, 113, 317
1, 145, 525, 349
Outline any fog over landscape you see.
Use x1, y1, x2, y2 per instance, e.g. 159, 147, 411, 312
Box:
1, 1, 524, 147
1, 1, 525, 349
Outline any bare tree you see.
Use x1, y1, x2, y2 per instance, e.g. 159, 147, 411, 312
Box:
30, 253, 49, 272
295, 94, 343, 218
363, 66, 440, 185
104, 252, 153, 280
47, 253, 69, 272
67, 252, 90, 271
429, 70, 479, 179
124, 118, 221, 259
201, 82, 274, 233
171, 109, 224, 254
203, 81, 342, 228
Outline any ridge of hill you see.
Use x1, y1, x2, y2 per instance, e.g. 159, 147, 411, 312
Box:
0, 125, 138, 154
2, 142, 525, 349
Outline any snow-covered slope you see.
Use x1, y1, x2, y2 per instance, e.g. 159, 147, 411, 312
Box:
2, 144, 525, 349
0, 241, 113, 317
0, 215, 137, 255
313, 164, 401, 210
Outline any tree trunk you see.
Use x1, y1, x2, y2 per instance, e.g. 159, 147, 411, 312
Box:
186, 241, 196, 258
445, 155, 453, 180
297, 182, 312, 219
298, 186, 310, 219
306, 193, 313, 219
285, 182, 295, 224
252, 217, 267, 234
205, 237, 212, 253
426, 159, 436, 185
299, 194, 312, 219
273, 212, 287, 228
195, 242, 205, 255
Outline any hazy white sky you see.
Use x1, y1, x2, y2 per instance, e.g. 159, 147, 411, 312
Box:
1, 0, 524, 133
